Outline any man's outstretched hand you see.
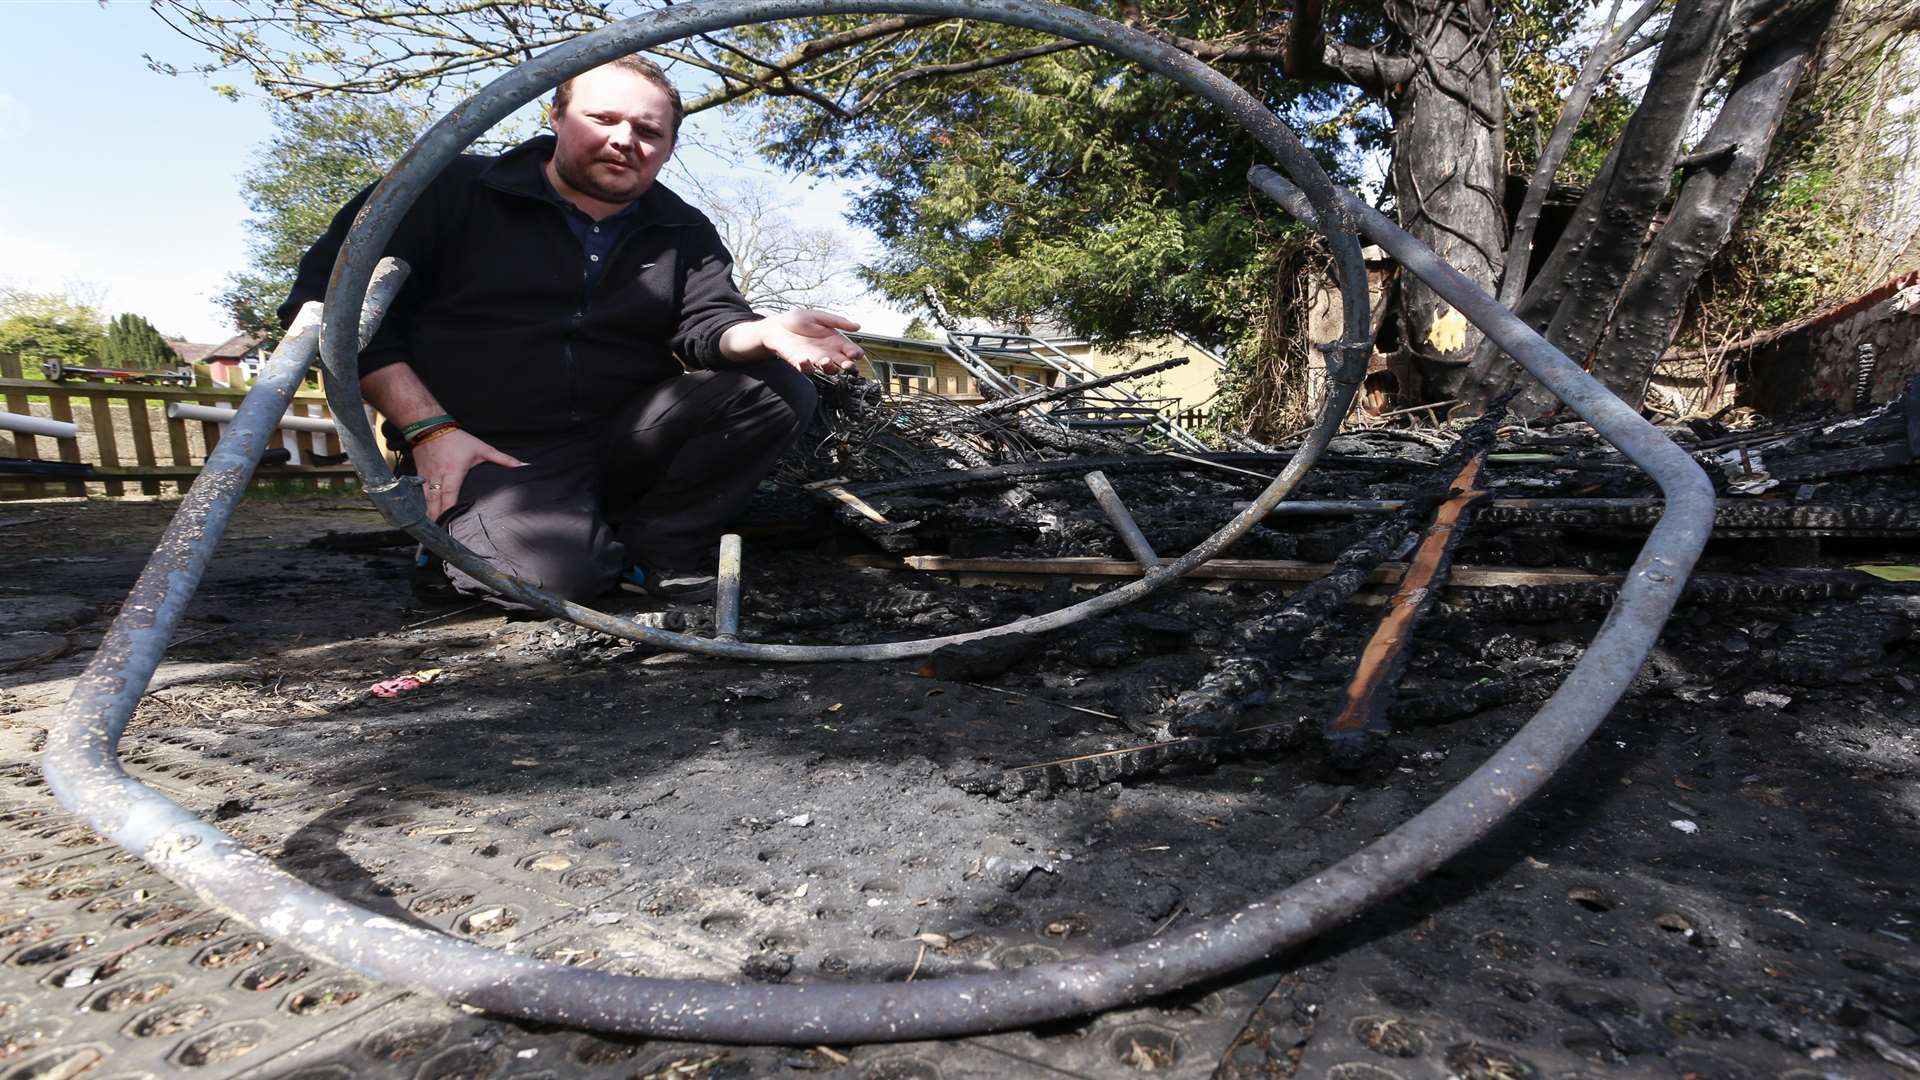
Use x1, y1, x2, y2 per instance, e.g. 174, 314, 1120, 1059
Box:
719, 309, 865, 374
414, 429, 527, 521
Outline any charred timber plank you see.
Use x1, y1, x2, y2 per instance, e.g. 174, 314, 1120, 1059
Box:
994, 722, 1297, 795
918, 633, 1044, 682
844, 554, 1613, 589
1326, 454, 1490, 768
1445, 569, 1874, 620
1479, 499, 1920, 531
1765, 440, 1913, 482
1160, 405, 1513, 738
1258, 498, 1920, 532
824, 485, 891, 523
843, 452, 1432, 499
978, 675, 1548, 796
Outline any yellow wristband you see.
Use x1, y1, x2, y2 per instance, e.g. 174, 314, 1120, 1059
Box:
411, 425, 460, 448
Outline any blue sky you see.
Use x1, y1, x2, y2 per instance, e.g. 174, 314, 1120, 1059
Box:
0, 0, 902, 343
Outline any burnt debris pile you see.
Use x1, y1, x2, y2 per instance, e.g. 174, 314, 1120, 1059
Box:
727, 373, 1920, 788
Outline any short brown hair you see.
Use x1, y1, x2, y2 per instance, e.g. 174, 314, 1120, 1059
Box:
552, 55, 685, 140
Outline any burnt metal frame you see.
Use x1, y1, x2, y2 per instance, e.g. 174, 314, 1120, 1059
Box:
43, 0, 1711, 1046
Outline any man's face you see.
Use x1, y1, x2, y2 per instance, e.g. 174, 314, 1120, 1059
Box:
549, 66, 677, 207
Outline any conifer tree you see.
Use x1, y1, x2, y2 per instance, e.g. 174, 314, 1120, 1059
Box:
98, 314, 179, 370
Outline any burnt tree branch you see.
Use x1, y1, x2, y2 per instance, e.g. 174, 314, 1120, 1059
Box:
1495, 0, 1665, 311
1472, 0, 1742, 417
1587, 0, 1839, 410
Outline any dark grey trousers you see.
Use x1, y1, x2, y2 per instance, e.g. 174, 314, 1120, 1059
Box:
440, 360, 816, 603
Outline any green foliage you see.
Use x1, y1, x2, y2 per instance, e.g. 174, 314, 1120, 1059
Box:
98, 314, 180, 370
0, 287, 107, 364
1684, 10, 1920, 345
725, 0, 1587, 394
737, 16, 1359, 349
222, 98, 423, 338
901, 316, 936, 340
1500, 0, 1648, 184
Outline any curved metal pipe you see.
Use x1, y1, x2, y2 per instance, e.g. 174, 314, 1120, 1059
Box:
313, 0, 1374, 664
40, 0, 1714, 1049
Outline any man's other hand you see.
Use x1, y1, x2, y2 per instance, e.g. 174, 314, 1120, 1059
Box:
720, 309, 865, 374
415, 429, 528, 521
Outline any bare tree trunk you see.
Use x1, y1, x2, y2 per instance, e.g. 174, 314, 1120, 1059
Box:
1382, 0, 1509, 399
1588, 1, 1839, 406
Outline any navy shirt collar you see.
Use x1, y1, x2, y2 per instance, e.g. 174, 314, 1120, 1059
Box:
537, 164, 645, 293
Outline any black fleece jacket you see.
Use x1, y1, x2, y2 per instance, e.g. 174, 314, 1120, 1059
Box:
280, 135, 759, 441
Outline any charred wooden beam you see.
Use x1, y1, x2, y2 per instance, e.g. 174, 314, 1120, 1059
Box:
1775, 601, 1912, 685
961, 721, 1306, 798
1007, 412, 1135, 456
307, 528, 417, 552
1161, 404, 1512, 738
1325, 453, 1490, 769
919, 633, 1045, 682
1257, 498, 1920, 533
1444, 569, 1876, 621
1487, 499, 1920, 531
843, 555, 1617, 589
821, 485, 891, 524
1906, 373, 1920, 456
1763, 440, 1913, 483
956, 676, 1550, 797
844, 452, 1433, 499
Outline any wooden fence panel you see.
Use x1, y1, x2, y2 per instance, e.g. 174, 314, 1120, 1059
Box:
125, 397, 161, 496
1, 353, 48, 499
45, 395, 87, 497
0, 372, 355, 501
88, 395, 124, 497
166, 408, 193, 494
196, 395, 223, 466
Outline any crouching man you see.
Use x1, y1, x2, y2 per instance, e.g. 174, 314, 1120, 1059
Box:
283, 55, 863, 602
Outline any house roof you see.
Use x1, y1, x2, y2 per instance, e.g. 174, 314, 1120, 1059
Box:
200, 334, 263, 362
848, 331, 949, 357
166, 339, 218, 364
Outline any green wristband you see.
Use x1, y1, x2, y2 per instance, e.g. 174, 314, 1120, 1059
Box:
401, 413, 455, 435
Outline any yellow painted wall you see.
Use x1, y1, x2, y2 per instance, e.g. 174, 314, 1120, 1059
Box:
848, 331, 1223, 409
852, 336, 1056, 402
1051, 334, 1227, 412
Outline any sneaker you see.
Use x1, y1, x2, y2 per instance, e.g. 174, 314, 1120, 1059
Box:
410, 546, 461, 602
618, 564, 717, 601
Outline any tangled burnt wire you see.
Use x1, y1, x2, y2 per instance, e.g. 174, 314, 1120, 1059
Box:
775, 373, 1139, 487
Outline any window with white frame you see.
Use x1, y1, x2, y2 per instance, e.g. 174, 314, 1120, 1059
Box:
879, 360, 936, 392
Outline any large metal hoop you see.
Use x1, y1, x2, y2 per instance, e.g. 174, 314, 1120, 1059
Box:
44, 0, 1713, 1046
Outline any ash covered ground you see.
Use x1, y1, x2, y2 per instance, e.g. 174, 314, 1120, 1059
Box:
1, 390, 1918, 1078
